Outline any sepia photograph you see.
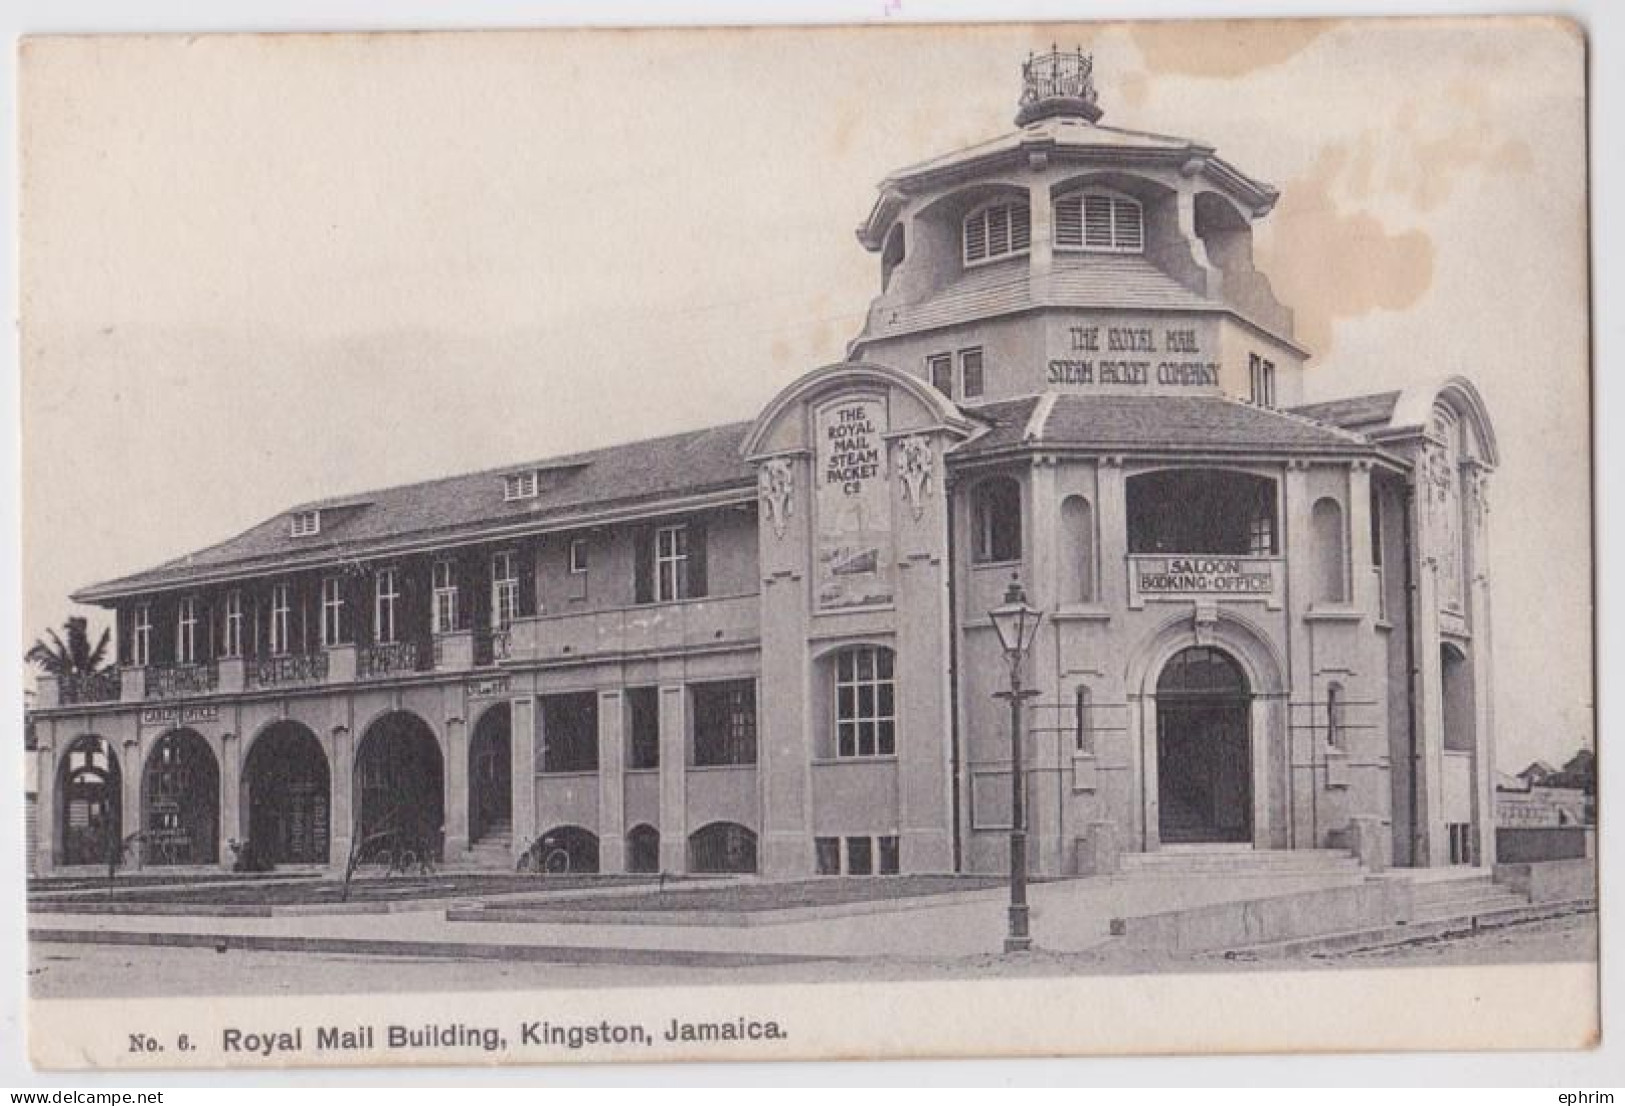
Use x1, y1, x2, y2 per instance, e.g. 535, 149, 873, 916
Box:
16, 13, 1597, 1071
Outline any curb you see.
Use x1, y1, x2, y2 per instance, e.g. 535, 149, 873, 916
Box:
29, 926, 830, 968
1217, 898, 1597, 960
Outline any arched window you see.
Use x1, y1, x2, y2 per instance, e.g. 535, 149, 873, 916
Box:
1061, 495, 1095, 602
963, 200, 1031, 266
881, 223, 906, 291
1311, 497, 1347, 603
525, 824, 600, 874
688, 822, 757, 874
832, 646, 896, 758
972, 477, 1022, 563
626, 824, 660, 873
1055, 190, 1144, 253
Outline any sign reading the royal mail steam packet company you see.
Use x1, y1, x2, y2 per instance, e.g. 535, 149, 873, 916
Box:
814, 396, 892, 611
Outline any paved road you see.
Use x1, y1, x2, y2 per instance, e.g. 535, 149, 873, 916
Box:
29, 910, 1597, 999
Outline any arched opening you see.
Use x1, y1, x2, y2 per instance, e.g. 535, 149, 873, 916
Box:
1441, 644, 1475, 753
141, 729, 219, 866
971, 476, 1022, 563
1311, 497, 1347, 603
627, 824, 661, 874
1156, 645, 1252, 844
58, 735, 120, 867
243, 722, 330, 866
880, 223, 906, 291
1061, 494, 1096, 602
355, 711, 444, 861
688, 821, 758, 874
526, 824, 600, 874
468, 703, 512, 845
1127, 470, 1277, 555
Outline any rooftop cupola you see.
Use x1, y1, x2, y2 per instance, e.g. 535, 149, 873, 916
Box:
1015, 46, 1103, 126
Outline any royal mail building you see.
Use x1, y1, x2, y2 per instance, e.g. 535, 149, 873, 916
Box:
31, 54, 1500, 881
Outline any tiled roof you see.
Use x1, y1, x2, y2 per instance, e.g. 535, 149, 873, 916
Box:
888, 117, 1219, 184
76, 421, 758, 602
868, 254, 1218, 340
955, 393, 1379, 458
1290, 391, 1402, 430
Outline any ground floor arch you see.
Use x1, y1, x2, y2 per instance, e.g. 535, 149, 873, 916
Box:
627, 824, 660, 873
243, 721, 331, 866
141, 728, 219, 865
58, 735, 120, 867
1155, 645, 1252, 844
355, 710, 444, 861
468, 702, 512, 844
689, 821, 757, 873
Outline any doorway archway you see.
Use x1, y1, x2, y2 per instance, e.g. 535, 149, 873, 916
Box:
1155, 646, 1252, 844
243, 721, 331, 866
355, 711, 444, 861
468, 703, 512, 844
142, 729, 219, 865
58, 735, 120, 867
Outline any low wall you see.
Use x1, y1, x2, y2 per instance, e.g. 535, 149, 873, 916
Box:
1113, 881, 1412, 954
1496, 826, 1593, 863
1493, 859, 1596, 903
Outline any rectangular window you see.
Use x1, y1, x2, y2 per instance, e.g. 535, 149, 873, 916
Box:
491, 551, 519, 629
1249, 353, 1277, 408
815, 837, 841, 876
878, 835, 900, 875
222, 590, 243, 658
289, 509, 321, 537
568, 538, 589, 575
834, 646, 896, 758
269, 584, 291, 656
656, 525, 689, 603
503, 471, 538, 501
959, 348, 985, 399
320, 576, 344, 648
432, 559, 458, 634
541, 692, 598, 773
1074, 686, 1093, 753
691, 680, 757, 767
176, 597, 198, 665
1247, 512, 1276, 557
928, 353, 953, 397
1448, 822, 1473, 865
845, 836, 873, 876
626, 686, 660, 770
133, 604, 152, 667
374, 568, 399, 644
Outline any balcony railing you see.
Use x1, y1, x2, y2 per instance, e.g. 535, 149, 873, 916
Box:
58, 669, 122, 706
145, 662, 219, 699
474, 628, 512, 667
247, 652, 330, 689
358, 640, 426, 679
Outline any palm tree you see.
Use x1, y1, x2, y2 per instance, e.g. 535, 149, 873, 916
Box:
26, 616, 112, 676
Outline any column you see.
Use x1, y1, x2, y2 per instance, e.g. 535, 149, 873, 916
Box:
218, 731, 240, 869
597, 689, 627, 873
443, 715, 469, 856
1026, 457, 1065, 875
120, 736, 142, 865
657, 683, 687, 872
1095, 459, 1128, 611
1282, 462, 1314, 849
1409, 455, 1447, 866
35, 739, 56, 875
328, 724, 353, 869
509, 696, 537, 865
1464, 463, 1497, 867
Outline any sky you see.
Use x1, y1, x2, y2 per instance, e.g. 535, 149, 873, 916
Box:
18, 18, 1591, 771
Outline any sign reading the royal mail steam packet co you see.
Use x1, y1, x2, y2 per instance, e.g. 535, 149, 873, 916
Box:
814, 396, 892, 611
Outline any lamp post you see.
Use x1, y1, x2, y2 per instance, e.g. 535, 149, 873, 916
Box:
988, 576, 1045, 954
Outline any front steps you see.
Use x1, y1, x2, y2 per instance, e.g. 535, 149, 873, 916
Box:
442, 825, 514, 873
1407, 872, 1530, 925
1118, 845, 1365, 879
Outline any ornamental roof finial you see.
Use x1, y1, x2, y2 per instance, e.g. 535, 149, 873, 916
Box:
1016, 45, 1102, 126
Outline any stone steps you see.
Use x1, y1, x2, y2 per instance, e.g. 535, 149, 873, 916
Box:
1119, 848, 1362, 877
442, 828, 514, 872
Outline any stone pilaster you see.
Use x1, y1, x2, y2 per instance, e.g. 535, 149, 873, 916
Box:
657, 684, 688, 872
597, 689, 627, 873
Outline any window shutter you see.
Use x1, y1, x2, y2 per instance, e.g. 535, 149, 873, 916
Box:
1011, 203, 1031, 252
634, 527, 655, 605
1083, 195, 1113, 248
1113, 198, 1143, 251
1054, 196, 1083, 247
688, 519, 709, 599
963, 213, 987, 263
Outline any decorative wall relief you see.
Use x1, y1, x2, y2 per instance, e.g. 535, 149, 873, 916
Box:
759, 456, 795, 540
895, 434, 933, 522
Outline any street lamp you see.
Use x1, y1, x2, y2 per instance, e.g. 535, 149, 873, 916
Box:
988, 575, 1045, 954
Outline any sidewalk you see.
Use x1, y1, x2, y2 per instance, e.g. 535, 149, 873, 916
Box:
30, 868, 1363, 964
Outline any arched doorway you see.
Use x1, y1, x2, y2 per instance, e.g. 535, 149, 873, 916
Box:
468, 703, 512, 845
355, 711, 444, 861
58, 736, 120, 867
243, 722, 331, 866
1156, 646, 1252, 844
627, 824, 660, 873
142, 729, 219, 866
